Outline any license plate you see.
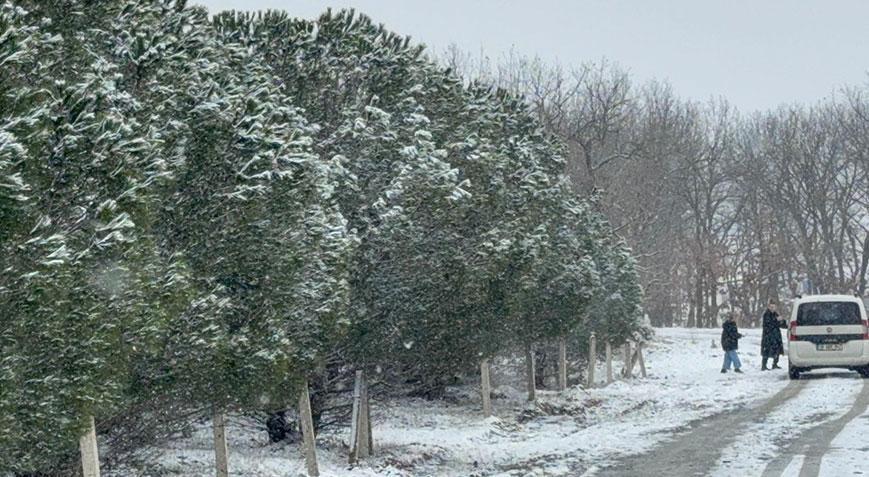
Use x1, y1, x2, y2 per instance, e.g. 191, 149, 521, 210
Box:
817, 343, 843, 351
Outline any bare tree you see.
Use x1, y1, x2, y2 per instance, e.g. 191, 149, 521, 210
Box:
438, 46, 869, 328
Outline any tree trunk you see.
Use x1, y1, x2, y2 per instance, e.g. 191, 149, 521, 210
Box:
709, 267, 719, 326
687, 290, 696, 328
694, 267, 704, 328
858, 232, 869, 295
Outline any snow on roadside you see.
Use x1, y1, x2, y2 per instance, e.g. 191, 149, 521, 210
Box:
127, 327, 793, 476
709, 374, 863, 476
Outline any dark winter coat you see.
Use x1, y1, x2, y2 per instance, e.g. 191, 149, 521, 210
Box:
761, 309, 785, 357
721, 320, 742, 351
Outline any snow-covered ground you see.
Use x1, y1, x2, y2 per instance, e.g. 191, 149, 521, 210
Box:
124, 327, 811, 476
819, 398, 869, 476
711, 375, 863, 476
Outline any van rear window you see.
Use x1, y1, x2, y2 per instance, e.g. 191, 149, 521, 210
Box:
796, 302, 862, 326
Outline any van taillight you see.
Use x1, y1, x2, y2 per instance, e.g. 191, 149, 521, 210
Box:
789, 321, 799, 341
863, 320, 869, 340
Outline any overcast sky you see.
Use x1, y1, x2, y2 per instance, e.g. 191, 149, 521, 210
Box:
195, 0, 869, 113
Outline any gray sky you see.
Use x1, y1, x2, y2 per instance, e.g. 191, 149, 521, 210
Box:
195, 0, 869, 113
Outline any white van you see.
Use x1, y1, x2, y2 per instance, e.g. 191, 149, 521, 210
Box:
787, 294, 869, 379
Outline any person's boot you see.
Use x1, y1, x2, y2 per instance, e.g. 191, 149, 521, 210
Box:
761, 357, 769, 371
721, 369, 727, 373
734, 368, 743, 373
772, 357, 782, 369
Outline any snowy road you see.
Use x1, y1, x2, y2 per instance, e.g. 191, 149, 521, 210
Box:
596, 380, 803, 476
761, 376, 869, 477
597, 371, 869, 477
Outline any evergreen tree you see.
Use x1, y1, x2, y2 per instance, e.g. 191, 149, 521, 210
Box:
211, 8, 645, 392
1, 1, 353, 471
0, 1, 178, 469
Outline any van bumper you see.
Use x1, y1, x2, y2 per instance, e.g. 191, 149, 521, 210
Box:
788, 340, 869, 367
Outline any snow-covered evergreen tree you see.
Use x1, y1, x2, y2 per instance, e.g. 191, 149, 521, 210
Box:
210, 9, 644, 393
0, 1, 179, 469
1, 1, 352, 471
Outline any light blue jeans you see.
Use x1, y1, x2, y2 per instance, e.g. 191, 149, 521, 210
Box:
722, 350, 742, 370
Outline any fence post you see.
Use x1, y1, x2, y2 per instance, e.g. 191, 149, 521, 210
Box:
299, 379, 320, 477
481, 359, 493, 416
349, 371, 363, 463
638, 342, 648, 378
586, 333, 597, 388
359, 372, 371, 459
79, 415, 100, 477
558, 338, 568, 391
213, 410, 229, 477
623, 342, 633, 378
363, 374, 373, 454
525, 343, 536, 402
606, 341, 613, 384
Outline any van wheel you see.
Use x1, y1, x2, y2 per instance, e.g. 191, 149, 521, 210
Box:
859, 366, 869, 378
788, 365, 800, 380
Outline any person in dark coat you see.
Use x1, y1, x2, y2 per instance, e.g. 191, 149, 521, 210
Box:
761, 300, 786, 370
721, 313, 744, 373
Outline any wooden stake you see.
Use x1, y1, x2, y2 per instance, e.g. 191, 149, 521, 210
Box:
605, 342, 613, 384
481, 359, 493, 417
525, 343, 536, 402
557, 338, 568, 391
586, 333, 597, 388
363, 375, 373, 454
79, 415, 100, 477
349, 371, 363, 464
298, 380, 319, 477
638, 342, 648, 378
623, 342, 633, 378
349, 371, 373, 464
358, 373, 371, 459
213, 410, 229, 477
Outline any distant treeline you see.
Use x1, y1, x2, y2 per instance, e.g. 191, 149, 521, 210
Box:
444, 47, 869, 327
